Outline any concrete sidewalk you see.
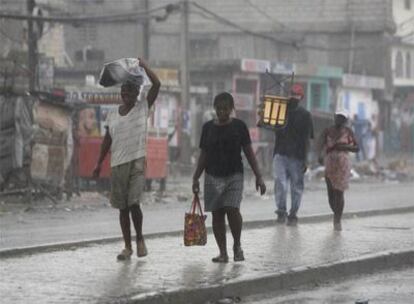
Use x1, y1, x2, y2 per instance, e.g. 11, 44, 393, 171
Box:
1, 211, 413, 304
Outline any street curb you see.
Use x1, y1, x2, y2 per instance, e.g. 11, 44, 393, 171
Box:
1, 206, 413, 258
127, 249, 414, 304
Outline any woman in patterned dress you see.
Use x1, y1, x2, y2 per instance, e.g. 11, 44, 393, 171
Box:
318, 111, 359, 231
192, 92, 266, 263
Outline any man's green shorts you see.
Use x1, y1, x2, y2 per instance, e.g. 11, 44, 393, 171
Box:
110, 157, 145, 210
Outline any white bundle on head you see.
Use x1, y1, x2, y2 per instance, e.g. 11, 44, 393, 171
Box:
99, 58, 150, 88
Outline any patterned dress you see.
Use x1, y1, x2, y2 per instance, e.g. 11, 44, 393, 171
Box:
324, 127, 355, 192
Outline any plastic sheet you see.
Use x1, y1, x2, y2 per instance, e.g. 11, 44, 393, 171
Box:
98, 58, 150, 88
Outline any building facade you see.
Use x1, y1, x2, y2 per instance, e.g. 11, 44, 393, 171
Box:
1, 0, 413, 158
148, 0, 398, 159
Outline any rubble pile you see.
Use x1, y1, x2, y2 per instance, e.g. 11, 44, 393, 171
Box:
308, 158, 414, 183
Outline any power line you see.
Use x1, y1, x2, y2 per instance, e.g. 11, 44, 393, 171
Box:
0, 26, 22, 44
0, 3, 178, 24
190, 2, 299, 48
244, 0, 290, 31
189, 2, 384, 52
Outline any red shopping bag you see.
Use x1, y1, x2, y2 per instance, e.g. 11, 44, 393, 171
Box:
184, 194, 207, 246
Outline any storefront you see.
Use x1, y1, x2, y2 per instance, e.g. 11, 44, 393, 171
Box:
66, 83, 170, 189
338, 74, 384, 121
233, 59, 264, 127
337, 74, 385, 159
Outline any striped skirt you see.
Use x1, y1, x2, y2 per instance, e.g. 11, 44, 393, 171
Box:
204, 172, 244, 212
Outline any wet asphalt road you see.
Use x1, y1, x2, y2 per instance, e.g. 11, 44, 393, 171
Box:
245, 268, 414, 304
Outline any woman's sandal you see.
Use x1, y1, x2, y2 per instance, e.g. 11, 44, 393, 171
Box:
212, 255, 229, 263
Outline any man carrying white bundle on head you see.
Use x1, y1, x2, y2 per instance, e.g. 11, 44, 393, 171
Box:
93, 58, 161, 261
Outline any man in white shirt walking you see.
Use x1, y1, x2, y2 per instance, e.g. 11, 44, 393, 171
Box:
93, 58, 160, 260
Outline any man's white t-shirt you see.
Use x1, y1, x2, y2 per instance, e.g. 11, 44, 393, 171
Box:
105, 100, 149, 168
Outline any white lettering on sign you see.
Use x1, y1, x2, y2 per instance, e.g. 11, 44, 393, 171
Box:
343, 74, 385, 89
270, 62, 295, 75
65, 88, 122, 104
241, 58, 271, 73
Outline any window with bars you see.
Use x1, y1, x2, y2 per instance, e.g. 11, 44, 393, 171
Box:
309, 82, 328, 111
190, 39, 218, 60
79, 25, 97, 43
216, 82, 225, 93
235, 78, 257, 94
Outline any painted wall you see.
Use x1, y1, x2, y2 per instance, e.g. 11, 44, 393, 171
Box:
392, 0, 414, 86
393, 0, 414, 39
62, 1, 145, 68
338, 88, 379, 123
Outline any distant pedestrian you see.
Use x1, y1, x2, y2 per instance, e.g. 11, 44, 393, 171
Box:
351, 114, 368, 162
364, 120, 379, 172
93, 58, 160, 260
192, 92, 266, 263
317, 110, 359, 231
272, 84, 314, 226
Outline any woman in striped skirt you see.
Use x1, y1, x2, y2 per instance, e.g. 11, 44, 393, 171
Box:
192, 92, 266, 263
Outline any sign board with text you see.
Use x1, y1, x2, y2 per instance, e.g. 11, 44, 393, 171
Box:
153, 68, 179, 87
65, 86, 122, 104
343, 74, 385, 90
241, 58, 271, 73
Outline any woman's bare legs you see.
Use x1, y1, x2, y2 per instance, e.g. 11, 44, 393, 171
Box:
212, 208, 228, 262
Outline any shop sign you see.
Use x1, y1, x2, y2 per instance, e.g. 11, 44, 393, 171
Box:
233, 93, 255, 110
343, 74, 385, 90
65, 86, 122, 104
295, 64, 343, 79
241, 58, 271, 73
190, 86, 209, 94
317, 66, 342, 79
270, 62, 295, 75
153, 68, 179, 87
295, 63, 318, 76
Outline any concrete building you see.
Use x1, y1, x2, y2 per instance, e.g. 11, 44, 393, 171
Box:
147, 0, 396, 156
150, 0, 394, 75
392, 0, 414, 88
0, 0, 26, 57
0, 0, 147, 88
389, 0, 414, 155
1, 0, 412, 157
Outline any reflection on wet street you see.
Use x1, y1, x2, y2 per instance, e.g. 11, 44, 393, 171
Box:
1, 213, 413, 303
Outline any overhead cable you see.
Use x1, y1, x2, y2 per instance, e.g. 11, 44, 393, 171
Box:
190, 1, 385, 52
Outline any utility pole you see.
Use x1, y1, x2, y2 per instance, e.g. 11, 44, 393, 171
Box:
179, 0, 191, 172
26, 0, 37, 92
348, 24, 355, 74
143, 0, 150, 59
382, 31, 394, 155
